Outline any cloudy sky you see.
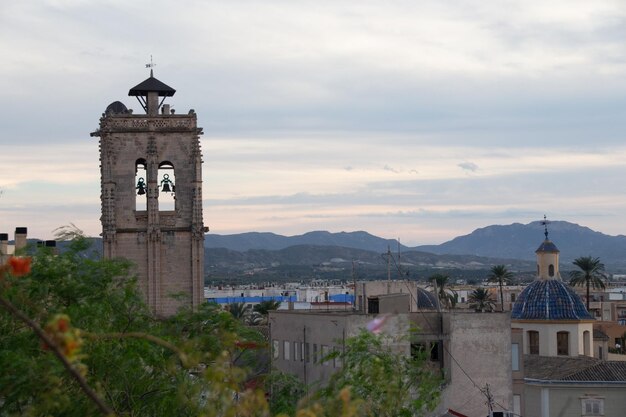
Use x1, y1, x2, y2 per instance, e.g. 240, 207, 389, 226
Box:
2, 0, 626, 245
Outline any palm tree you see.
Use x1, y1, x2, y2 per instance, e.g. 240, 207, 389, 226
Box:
569, 256, 606, 310
253, 300, 282, 316
227, 302, 252, 320
428, 273, 456, 308
487, 265, 514, 312
468, 288, 495, 312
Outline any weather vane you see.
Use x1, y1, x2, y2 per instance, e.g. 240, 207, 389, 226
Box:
145, 55, 156, 76
541, 214, 550, 240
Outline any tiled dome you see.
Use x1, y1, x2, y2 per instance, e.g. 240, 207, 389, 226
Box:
511, 280, 593, 320
416, 288, 438, 310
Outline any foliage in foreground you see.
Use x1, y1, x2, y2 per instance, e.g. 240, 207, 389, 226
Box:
0, 237, 441, 416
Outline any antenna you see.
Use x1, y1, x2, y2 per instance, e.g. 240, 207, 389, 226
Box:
541, 214, 550, 240
145, 55, 156, 76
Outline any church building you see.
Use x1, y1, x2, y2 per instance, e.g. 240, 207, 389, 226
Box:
91, 69, 206, 316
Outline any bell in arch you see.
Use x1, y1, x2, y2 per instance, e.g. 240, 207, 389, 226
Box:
160, 174, 174, 193
136, 177, 146, 195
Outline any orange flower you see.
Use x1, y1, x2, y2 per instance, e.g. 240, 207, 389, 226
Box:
8, 256, 31, 276
57, 317, 69, 333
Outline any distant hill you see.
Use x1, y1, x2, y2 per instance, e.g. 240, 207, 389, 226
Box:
205, 244, 536, 284
205, 221, 626, 270
416, 221, 626, 267
205, 230, 409, 253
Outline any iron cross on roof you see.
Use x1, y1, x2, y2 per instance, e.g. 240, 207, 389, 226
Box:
541, 214, 550, 240
145, 55, 156, 76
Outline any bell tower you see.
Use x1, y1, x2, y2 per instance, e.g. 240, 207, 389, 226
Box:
91, 70, 206, 316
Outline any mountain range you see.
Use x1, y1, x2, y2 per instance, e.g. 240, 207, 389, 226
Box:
206, 221, 626, 270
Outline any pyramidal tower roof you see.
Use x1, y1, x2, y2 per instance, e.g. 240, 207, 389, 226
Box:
128, 69, 176, 97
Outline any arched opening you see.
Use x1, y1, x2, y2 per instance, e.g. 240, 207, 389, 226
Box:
583, 330, 591, 356
135, 159, 147, 211
549, 264, 555, 277
557, 331, 569, 356
528, 330, 539, 355
158, 161, 175, 211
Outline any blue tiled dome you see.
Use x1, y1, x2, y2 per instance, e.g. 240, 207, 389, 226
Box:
416, 288, 438, 310
511, 280, 593, 320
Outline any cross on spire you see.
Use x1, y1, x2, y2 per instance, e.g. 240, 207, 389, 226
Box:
541, 214, 550, 240
145, 55, 156, 77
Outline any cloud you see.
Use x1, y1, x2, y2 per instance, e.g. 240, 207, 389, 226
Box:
383, 165, 400, 173
458, 162, 479, 172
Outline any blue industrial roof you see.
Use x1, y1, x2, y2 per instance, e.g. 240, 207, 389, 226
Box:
511, 280, 593, 320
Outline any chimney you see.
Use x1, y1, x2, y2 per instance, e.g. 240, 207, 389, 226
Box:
45, 240, 58, 255
0, 233, 8, 258
15, 227, 27, 251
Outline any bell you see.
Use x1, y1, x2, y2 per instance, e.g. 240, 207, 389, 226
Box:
160, 173, 174, 193
136, 177, 146, 195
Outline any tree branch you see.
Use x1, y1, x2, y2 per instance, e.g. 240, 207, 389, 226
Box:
0, 296, 116, 416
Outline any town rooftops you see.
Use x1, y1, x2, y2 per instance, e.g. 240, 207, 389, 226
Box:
525, 354, 626, 382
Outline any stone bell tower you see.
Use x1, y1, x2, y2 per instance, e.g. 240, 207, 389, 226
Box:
91, 70, 206, 316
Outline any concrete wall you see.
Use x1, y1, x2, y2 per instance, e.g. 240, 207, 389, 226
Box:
434, 312, 513, 417
355, 280, 423, 313
270, 310, 513, 417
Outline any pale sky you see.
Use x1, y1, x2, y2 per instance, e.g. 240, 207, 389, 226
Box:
2, 0, 626, 245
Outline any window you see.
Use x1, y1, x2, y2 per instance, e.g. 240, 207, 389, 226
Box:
511, 293, 516, 302
581, 398, 604, 416
272, 340, 279, 360
293, 341, 299, 361
283, 341, 290, 360
583, 330, 591, 356
321, 345, 329, 366
334, 347, 342, 368
313, 344, 318, 363
528, 331, 539, 355
557, 331, 569, 356
511, 343, 520, 371
513, 395, 521, 417
304, 343, 310, 363
549, 264, 555, 277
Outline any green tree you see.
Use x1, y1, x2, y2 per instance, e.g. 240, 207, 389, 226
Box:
428, 274, 456, 308
487, 265, 514, 312
569, 256, 606, 310
229, 302, 252, 320
316, 330, 441, 417
254, 300, 282, 318
468, 288, 495, 312
0, 238, 268, 416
